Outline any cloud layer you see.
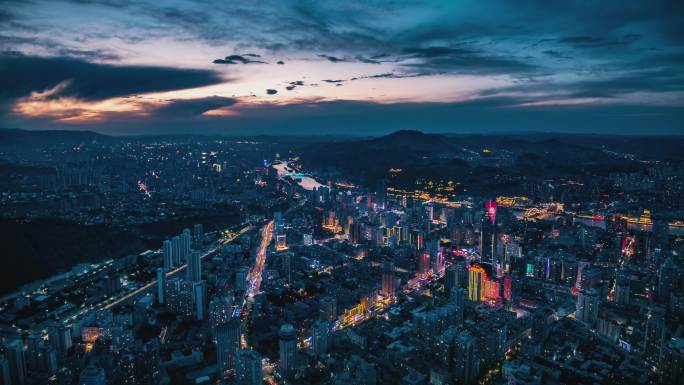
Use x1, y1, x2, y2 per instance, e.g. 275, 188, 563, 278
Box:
0, 0, 682, 134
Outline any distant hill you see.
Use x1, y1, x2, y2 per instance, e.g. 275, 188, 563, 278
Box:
298, 130, 684, 192
0, 128, 110, 149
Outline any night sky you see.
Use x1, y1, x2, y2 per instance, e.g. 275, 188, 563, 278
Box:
0, 1, 682, 135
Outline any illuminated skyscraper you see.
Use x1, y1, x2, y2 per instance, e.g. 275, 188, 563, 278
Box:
480, 201, 498, 269
468, 265, 485, 302
279, 324, 297, 377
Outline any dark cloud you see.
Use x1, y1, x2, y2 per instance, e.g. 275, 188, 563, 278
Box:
266, 89, 277, 95
553, 34, 641, 49
318, 54, 348, 63
213, 54, 266, 65
322, 79, 345, 83
277, 60, 285, 65
0, 54, 225, 101
402, 47, 479, 58
153, 96, 237, 117
285, 80, 305, 91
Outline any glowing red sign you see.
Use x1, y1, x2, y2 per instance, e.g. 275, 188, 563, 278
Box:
485, 201, 497, 224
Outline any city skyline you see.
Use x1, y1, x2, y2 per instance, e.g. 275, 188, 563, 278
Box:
1, 1, 682, 135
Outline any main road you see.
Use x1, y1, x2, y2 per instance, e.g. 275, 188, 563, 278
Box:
103, 224, 253, 310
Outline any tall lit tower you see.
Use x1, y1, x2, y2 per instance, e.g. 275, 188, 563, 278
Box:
278, 324, 297, 377
468, 265, 485, 302
481, 201, 498, 269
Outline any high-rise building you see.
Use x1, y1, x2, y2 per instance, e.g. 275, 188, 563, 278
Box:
481, 201, 498, 269
171, 236, 183, 266
3, 340, 26, 385
468, 265, 485, 302
25, 331, 42, 372
614, 269, 630, 305
375, 179, 387, 209
48, 322, 72, 359
336, 355, 376, 385
445, 258, 468, 293
216, 318, 241, 378
209, 295, 234, 339
658, 258, 678, 303
380, 260, 396, 297
39, 344, 58, 374
450, 287, 466, 308
311, 321, 330, 357
162, 239, 173, 270
453, 331, 479, 385
236, 349, 263, 385
115, 350, 136, 385
192, 281, 206, 321
79, 365, 106, 385
644, 315, 667, 364
418, 251, 431, 275
280, 252, 292, 284
659, 337, 684, 385
181, 229, 192, 262
278, 324, 297, 377
0, 357, 11, 385
235, 267, 248, 292
135, 340, 160, 385
193, 223, 203, 247
576, 289, 600, 326
319, 296, 337, 322
187, 250, 202, 282
156, 268, 166, 305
